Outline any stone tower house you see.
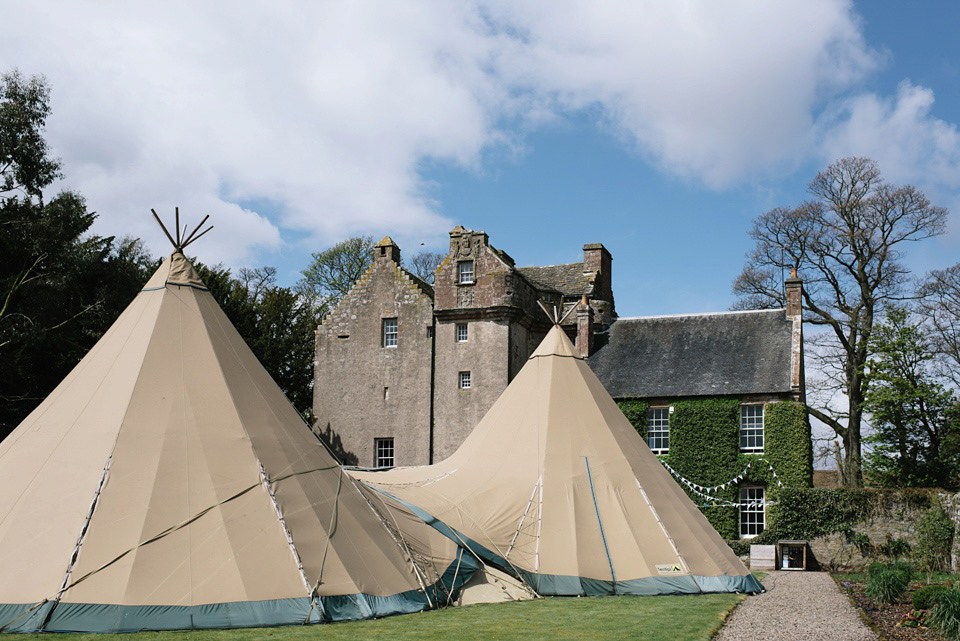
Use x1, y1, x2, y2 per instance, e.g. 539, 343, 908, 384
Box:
313, 236, 435, 466
313, 228, 615, 467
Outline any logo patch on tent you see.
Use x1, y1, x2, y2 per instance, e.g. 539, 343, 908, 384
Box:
656, 563, 684, 575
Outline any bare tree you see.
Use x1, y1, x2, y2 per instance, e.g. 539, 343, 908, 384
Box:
733, 157, 948, 486
237, 266, 277, 301
918, 263, 960, 389
407, 251, 444, 285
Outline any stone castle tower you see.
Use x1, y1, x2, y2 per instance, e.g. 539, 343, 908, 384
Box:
313, 228, 615, 467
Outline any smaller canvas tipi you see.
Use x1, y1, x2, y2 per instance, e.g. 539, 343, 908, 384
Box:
352, 324, 763, 596
0, 213, 474, 633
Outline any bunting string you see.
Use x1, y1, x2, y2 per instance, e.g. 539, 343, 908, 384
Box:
659, 457, 784, 508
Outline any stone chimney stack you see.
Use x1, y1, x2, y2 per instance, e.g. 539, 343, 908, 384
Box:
785, 266, 802, 319
582, 243, 611, 287
785, 267, 805, 401
576, 295, 594, 358
582, 243, 615, 324
374, 236, 401, 264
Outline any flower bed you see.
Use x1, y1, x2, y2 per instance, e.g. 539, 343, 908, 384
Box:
841, 574, 958, 641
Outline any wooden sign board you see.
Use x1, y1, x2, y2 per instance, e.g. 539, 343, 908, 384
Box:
749, 544, 776, 571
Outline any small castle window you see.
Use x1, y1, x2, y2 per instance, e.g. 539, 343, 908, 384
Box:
456, 323, 468, 343
382, 318, 398, 348
374, 438, 394, 468
459, 371, 471, 389
458, 261, 474, 284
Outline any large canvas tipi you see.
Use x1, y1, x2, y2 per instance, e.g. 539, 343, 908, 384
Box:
353, 324, 762, 596
0, 226, 473, 633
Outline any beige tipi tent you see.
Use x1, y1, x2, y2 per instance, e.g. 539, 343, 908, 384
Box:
0, 234, 474, 633
352, 325, 762, 596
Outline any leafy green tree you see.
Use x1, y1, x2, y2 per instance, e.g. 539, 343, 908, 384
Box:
298, 236, 373, 310
862, 307, 959, 488
1, 69, 61, 199
0, 71, 156, 438
733, 157, 949, 486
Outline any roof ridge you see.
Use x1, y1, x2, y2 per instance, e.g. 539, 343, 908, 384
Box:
613, 308, 786, 321
517, 262, 584, 271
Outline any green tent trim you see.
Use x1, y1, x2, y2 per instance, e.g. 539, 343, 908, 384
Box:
0, 549, 479, 634
376, 490, 763, 597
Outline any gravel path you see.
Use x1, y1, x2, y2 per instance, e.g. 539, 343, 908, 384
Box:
714, 571, 877, 641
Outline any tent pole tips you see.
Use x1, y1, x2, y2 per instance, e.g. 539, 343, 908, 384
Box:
151, 208, 213, 253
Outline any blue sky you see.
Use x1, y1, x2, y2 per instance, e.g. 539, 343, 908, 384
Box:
3, 1, 959, 318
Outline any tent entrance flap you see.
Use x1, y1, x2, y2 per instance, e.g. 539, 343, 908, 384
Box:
584, 457, 617, 594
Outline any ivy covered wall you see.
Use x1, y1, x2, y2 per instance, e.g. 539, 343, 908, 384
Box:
616, 397, 813, 539
616, 400, 649, 439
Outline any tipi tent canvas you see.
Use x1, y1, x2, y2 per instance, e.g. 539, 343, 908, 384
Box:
0, 245, 474, 633
352, 325, 763, 596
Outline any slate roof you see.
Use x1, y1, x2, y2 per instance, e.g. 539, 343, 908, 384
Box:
517, 263, 593, 297
587, 309, 794, 398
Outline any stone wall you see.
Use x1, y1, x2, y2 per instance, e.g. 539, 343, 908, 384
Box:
431, 228, 549, 457
809, 490, 960, 572
433, 318, 511, 461
314, 242, 434, 467
947, 492, 960, 572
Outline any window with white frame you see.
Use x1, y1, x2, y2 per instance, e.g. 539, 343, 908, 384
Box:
374, 437, 394, 468
456, 323, 468, 342
382, 318, 398, 348
646, 407, 669, 454
458, 261, 474, 284
458, 371, 471, 389
740, 404, 764, 452
739, 485, 765, 538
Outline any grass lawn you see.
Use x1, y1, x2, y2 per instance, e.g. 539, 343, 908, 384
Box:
33, 592, 749, 641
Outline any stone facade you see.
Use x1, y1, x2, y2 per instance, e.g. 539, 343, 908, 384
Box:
313, 237, 435, 467
313, 224, 807, 520
313, 228, 615, 466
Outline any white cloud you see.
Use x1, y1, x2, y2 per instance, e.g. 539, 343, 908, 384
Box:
817, 81, 960, 191
6, 0, 952, 267
483, 0, 879, 187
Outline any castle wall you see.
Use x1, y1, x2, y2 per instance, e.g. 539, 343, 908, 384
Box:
313, 249, 433, 467
430, 228, 550, 460
433, 318, 511, 461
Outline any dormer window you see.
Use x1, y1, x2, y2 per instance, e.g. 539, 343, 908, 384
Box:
458, 261, 474, 284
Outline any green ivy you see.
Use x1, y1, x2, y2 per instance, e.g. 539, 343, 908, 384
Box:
616, 400, 649, 439
666, 398, 741, 538
614, 397, 813, 539
765, 401, 813, 488
916, 503, 955, 572
749, 487, 940, 544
